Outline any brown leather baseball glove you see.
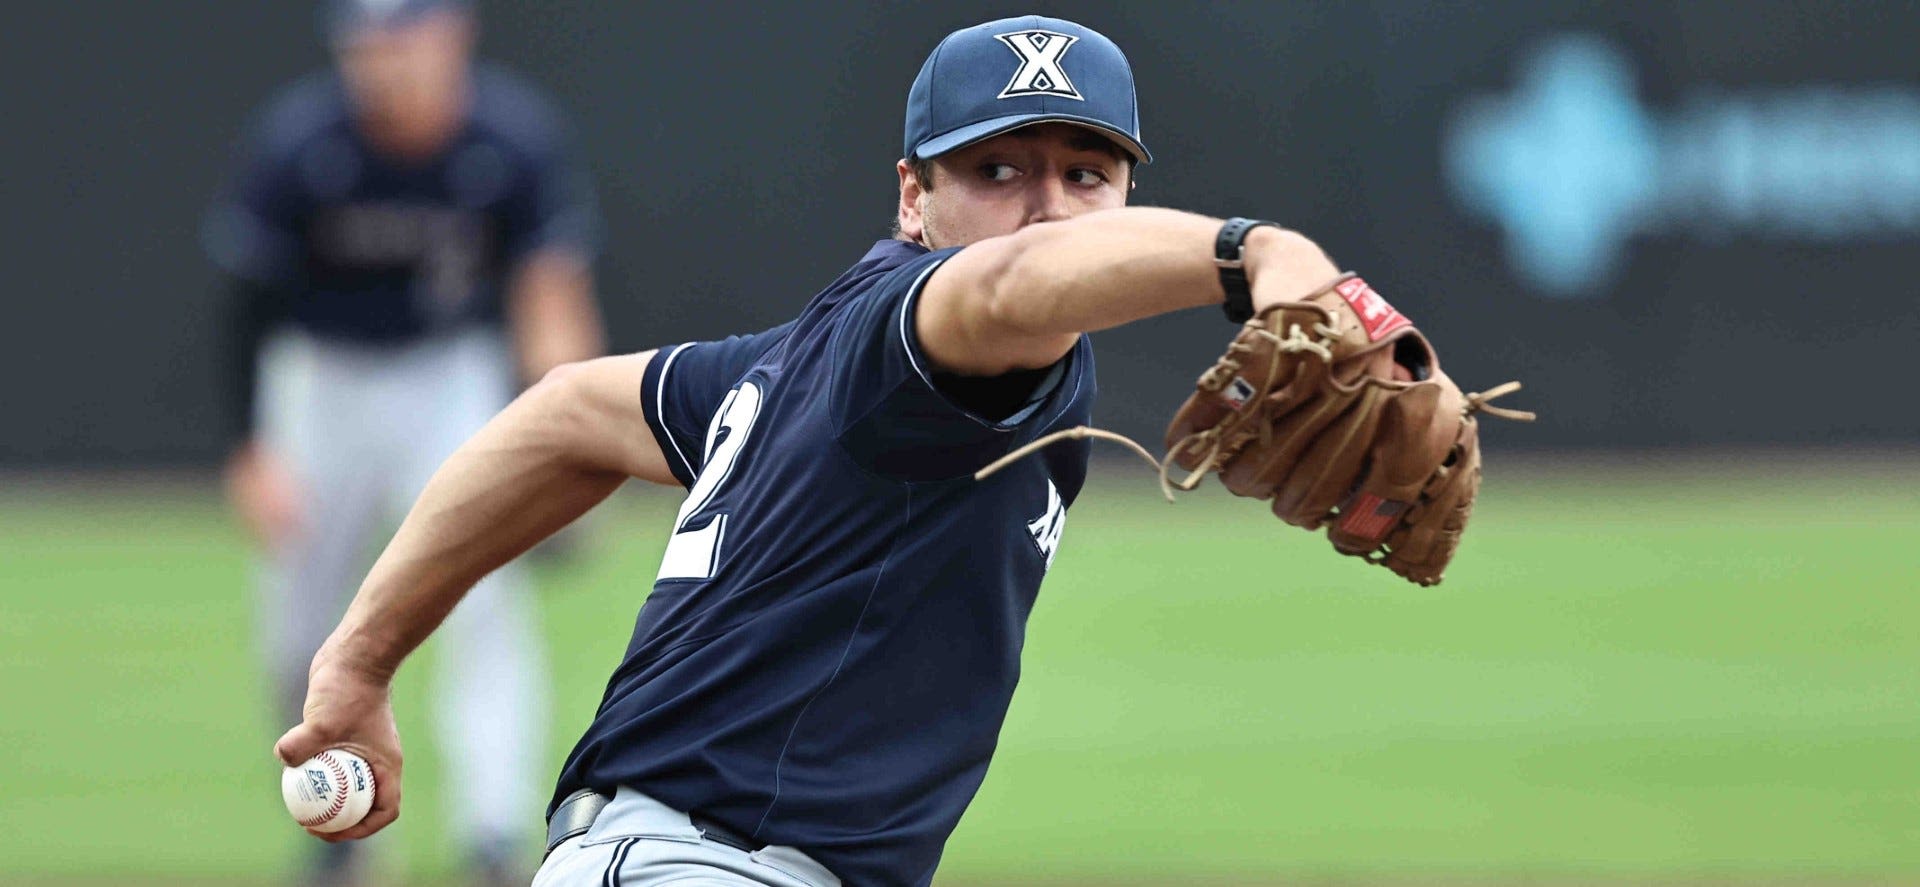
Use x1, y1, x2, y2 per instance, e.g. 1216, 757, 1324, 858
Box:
1163, 273, 1533, 585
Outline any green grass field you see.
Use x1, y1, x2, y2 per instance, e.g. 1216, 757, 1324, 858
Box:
3, 455, 1918, 885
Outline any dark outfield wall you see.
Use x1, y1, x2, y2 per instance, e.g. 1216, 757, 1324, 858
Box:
4, 1, 1917, 466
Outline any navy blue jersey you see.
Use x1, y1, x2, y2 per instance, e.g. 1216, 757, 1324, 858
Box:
203, 64, 597, 343
555, 240, 1095, 886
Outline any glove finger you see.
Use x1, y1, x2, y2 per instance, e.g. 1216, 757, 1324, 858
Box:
1380, 425, 1483, 585
1327, 382, 1451, 554
1270, 383, 1390, 529
1266, 340, 1419, 528
1164, 322, 1305, 471
1219, 376, 1354, 501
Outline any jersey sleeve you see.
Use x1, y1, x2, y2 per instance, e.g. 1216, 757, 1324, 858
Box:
504, 144, 600, 263
828, 249, 1092, 482
641, 323, 795, 488
201, 115, 307, 287
495, 102, 600, 263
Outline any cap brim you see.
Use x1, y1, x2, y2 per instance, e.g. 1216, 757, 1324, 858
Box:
913, 114, 1152, 165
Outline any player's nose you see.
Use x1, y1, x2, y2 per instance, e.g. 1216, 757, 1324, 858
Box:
1023, 175, 1073, 226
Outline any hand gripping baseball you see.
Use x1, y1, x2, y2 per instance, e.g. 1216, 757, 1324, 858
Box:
274, 653, 404, 842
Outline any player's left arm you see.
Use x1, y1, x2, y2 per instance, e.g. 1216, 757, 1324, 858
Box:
503, 93, 607, 382
204, 110, 311, 550
506, 247, 606, 384
915, 208, 1337, 376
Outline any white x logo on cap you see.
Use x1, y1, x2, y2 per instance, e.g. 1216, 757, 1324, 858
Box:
995, 31, 1084, 101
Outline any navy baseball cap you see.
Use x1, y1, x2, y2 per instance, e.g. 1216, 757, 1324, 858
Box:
905, 15, 1151, 164
323, 0, 470, 42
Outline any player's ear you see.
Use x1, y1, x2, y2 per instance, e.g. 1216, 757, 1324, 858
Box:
897, 159, 927, 246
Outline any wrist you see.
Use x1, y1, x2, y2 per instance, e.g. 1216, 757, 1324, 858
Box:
1244, 228, 1341, 314
226, 435, 260, 463
314, 632, 400, 687
223, 438, 267, 492
1240, 226, 1309, 283
1214, 218, 1284, 322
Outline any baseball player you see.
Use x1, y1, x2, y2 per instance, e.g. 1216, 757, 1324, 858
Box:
204, 1, 604, 884
274, 13, 1514, 886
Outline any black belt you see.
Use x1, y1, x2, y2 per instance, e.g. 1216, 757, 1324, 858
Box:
692, 812, 768, 855
545, 789, 770, 859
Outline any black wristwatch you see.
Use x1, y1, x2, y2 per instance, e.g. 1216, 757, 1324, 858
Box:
1215, 217, 1280, 323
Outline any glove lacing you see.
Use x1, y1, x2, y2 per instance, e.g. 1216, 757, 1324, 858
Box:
1169, 318, 1343, 490
973, 425, 1170, 499
975, 327, 1536, 509
1465, 381, 1537, 422
973, 317, 1341, 502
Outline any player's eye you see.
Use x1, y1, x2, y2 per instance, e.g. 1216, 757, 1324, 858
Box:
980, 163, 1020, 182
1068, 168, 1110, 187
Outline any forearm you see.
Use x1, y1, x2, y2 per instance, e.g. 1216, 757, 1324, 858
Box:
319, 377, 624, 680
993, 209, 1238, 330
509, 249, 606, 384
923, 208, 1335, 374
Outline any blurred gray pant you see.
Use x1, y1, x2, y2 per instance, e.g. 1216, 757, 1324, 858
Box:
533, 788, 841, 887
257, 328, 549, 851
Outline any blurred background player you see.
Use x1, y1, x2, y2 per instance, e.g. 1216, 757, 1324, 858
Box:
201, 0, 606, 884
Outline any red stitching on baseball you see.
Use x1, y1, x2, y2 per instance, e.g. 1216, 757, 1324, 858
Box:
296, 751, 353, 828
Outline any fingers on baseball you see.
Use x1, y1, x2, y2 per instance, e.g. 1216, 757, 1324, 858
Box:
276, 725, 404, 841
313, 795, 400, 842
305, 754, 402, 842
274, 722, 323, 767
273, 719, 370, 768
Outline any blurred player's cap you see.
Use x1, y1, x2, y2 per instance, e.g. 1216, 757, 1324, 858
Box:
323, 0, 470, 42
906, 15, 1151, 165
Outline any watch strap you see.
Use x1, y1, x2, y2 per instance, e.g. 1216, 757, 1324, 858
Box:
1215, 217, 1279, 323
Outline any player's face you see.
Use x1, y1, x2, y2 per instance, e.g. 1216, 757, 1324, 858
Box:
335, 10, 474, 132
900, 123, 1131, 250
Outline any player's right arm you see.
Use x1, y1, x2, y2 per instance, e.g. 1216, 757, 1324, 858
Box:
273, 350, 672, 840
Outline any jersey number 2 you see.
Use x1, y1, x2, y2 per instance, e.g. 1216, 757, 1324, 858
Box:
657, 382, 762, 581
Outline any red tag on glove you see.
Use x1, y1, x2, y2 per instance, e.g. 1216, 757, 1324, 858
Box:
1335, 277, 1412, 342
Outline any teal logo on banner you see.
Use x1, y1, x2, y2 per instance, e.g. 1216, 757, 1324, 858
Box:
1446, 35, 1920, 299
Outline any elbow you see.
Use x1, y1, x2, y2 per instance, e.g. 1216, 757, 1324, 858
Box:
533, 359, 591, 391
524, 359, 601, 443
517, 352, 661, 478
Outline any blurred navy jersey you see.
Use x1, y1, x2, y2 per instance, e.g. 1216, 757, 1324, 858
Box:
555, 240, 1095, 887
203, 64, 597, 343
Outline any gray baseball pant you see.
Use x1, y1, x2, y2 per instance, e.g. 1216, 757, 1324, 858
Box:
256, 327, 550, 851
534, 789, 841, 887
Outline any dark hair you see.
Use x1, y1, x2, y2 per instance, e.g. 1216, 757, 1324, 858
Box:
908, 155, 939, 191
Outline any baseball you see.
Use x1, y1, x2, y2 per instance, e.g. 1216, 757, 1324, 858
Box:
281, 749, 376, 834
